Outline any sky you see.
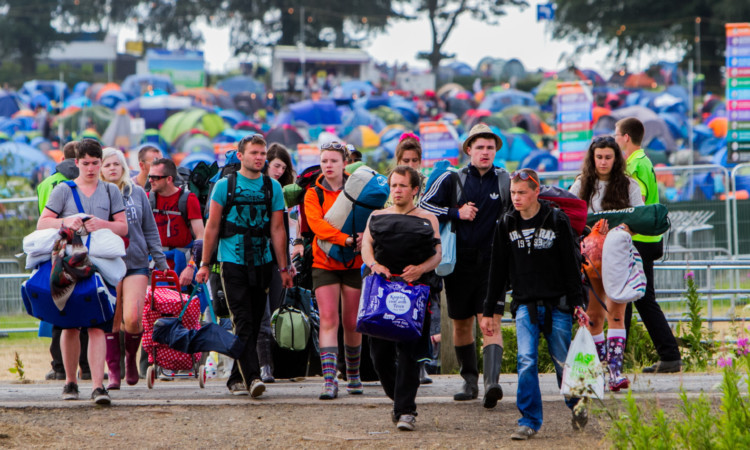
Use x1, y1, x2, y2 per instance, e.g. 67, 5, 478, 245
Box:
117, 2, 684, 77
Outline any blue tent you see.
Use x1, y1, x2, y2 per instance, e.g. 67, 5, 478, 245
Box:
73, 81, 90, 96
179, 152, 216, 170
30, 93, 50, 109
218, 109, 247, 127
98, 91, 128, 109
336, 81, 375, 99
519, 150, 559, 172
125, 95, 193, 129
216, 76, 265, 96
341, 108, 387, 134
19, 80, 68, 104
64, 96, 93, 108
212, 128, 253, 143
0, 142, 55, 176
289, 100, 341, 125
659, 113, 688, 140
479, 89, 537, 113
0, 90, 20, 118
447, 61, 475, 77
121, 74, 175, 100
388, 97, 419, 123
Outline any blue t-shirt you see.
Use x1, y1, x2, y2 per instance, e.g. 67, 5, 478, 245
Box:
211, 173, 284, 266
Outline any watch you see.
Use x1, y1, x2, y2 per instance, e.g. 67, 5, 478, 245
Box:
199, 261, 210, 268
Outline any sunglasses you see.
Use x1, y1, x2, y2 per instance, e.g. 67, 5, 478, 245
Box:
148, 175, 168, 181
593, 136, 617, 145
321, 141, 347, 150
510, 170, 539, 188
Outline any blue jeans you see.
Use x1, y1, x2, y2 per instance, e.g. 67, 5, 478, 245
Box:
515, 303, 578, 431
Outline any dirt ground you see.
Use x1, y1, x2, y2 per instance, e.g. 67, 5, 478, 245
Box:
0, 402, 609, 449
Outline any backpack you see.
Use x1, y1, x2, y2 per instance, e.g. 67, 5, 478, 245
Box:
538, 185, 588, 236
218, 171, 274, 254
149, 187, 195, 239
295, 165, 324, 238
453, 166, 510, 212
204, 152, 241, 219
174, 161, 219, 219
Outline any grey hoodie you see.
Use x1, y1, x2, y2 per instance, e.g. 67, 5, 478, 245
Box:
122, 184, 168, 271
56, 158, 79, 179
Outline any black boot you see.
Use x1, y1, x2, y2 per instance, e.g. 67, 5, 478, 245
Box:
419, 361, 432, 384
453, 343, 479, 401
482, 344, 503, 409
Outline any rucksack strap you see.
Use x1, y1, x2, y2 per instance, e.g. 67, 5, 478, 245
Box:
64, 181, 85, 215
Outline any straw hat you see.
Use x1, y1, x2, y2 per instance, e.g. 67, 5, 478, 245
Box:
462, 123, 502, 154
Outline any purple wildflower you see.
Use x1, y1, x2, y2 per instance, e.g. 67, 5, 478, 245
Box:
718, 356, 733, 368
684, 271, 695, 280
738, 337, 750, 356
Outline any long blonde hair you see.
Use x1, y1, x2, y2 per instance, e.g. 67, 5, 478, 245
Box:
101, 147, 133, 194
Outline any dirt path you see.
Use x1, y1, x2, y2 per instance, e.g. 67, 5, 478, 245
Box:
0, 402, 608, 448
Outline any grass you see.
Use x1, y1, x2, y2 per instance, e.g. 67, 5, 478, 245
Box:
0, 314, 40, 330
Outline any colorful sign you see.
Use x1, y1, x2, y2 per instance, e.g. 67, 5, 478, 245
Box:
727, 24, 750, 163
419, 121, 460, 168
146, 49, 205, 89
296, 144, 321, 173
556, 81, 593, 171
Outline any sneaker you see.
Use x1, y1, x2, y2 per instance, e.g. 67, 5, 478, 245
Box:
346, 379, 363, 395
260, 365, 275, 384
642, 360, 682, 373
62, 382, 79, 400
228, 382, 249, 396
510, 426, 537, 440
319, 380, 339, 400
249, 379, 266, 398
91, 387, 111, 405
572, 406, 588, 431
46, 370, 65, 380
396, 414, 416, 431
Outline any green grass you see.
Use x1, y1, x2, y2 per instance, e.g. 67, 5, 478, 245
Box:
0, 314, 39, 330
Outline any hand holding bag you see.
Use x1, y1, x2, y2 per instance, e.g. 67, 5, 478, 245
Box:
356, 273, 429, 341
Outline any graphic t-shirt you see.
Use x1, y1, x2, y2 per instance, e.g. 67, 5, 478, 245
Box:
211, 173, 284, 266
150, 189, 202, 248
511, 212, 555, 252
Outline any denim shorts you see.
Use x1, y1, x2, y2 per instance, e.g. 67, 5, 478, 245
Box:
125, 267, 150, 277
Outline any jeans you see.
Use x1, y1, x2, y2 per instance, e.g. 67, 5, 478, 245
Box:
625, 240, 681, 361
370, 313, 431, 419
515, 303, 578, 431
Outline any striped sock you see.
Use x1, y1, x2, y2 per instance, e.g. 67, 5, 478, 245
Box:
320, 349, 337, 383
345, 345, 363, 393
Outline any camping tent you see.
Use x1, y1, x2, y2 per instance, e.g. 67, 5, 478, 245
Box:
121, 74, 175, 99
160, 108, 226, 144
102, 109, 137, 149
479, 89, 537, 113
288, 100, 342, 125
216, 76, 265, 96
0, 142, 54, 176
0, 90, 20, 118
610, 106, 677, 152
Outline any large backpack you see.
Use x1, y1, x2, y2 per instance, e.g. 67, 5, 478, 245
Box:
538, 185, 588, 236
294, 165, 323, 239
204, 151, 242, 219
149, 187, 195, 239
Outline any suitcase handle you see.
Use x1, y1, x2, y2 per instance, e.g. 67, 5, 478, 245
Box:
150, 270, 183, 311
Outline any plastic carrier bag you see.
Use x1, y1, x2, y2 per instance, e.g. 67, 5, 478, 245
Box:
561, 327, 605, 399
356, 273, 429, 341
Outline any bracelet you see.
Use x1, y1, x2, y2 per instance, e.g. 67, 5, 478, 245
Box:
369, 262, 377, 269
293, 238, 304, 246
279, 265, 291, 273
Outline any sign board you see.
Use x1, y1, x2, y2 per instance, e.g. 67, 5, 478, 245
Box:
296, 144, 321, 173
556, 81, 593, 171
537, 4, 555, 21
419, 121, 460, 168
726, 23, 750, 163
125, 40, 144, 56
146, 49, 205, 89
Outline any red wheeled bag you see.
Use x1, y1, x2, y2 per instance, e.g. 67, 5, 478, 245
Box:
141, 270, 202, 388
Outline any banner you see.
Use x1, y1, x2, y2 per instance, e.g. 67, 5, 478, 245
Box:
296, 144, 320, 173
419, 121, 460, 168
556, 81, 593, 171
727, 23, 750, 163
146, 49, 205, 89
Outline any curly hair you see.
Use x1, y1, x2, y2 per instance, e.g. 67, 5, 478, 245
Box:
578, 136, 632, 210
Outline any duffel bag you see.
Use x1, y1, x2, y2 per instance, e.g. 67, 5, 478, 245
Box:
356, 273, 429, 342
21, 261, 116, 328
586, 204, 670, 236
271, 287, 313, 351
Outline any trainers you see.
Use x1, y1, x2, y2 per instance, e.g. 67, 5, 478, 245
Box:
228, 382, 249, 396
396, 414, 416, 431
249, 379, 266, 398
91, 387, 111, 405
642, 360, 682, 373
510, 426, 537, 440
319, 380, 339, 400
46, 369, 65, 380
572, 406, 588, 430
62, 382, 79, 400
346, 379, 363, 395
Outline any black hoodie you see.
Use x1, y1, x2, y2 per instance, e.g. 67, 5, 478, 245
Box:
484, 199, 584, 320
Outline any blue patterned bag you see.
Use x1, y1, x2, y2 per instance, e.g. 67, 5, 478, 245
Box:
356, 273, 429, 341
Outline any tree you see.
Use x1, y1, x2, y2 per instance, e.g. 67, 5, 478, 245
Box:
551, 0, 750, 91
0, 0, 59, 74
413, 0, 528, 76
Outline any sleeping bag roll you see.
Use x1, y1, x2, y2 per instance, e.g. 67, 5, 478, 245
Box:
318, 166, 390, 264
586, 204, 669, 236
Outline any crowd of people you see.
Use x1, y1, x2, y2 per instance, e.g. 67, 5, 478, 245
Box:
34, 115, 680, 439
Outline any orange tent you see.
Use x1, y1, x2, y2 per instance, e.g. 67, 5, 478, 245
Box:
592, 106, 611, 124
12, 109, 35, 118
95, 83, 121, 100
624, 73, 657, 89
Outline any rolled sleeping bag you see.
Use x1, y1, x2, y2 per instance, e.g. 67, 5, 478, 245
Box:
586, 203, 670, 236
318, 165, 390, 264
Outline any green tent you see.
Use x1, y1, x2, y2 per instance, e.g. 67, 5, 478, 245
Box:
160, 108, 226, 144
53, 105, 114, 137
534, 79, 559, 105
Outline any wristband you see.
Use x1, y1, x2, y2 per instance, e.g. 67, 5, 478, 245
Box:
279, 265, 291, 273
199, 261, 210, 268
293, 238, 304, 246
187, 261, 196, 269
369, 262, 377, 269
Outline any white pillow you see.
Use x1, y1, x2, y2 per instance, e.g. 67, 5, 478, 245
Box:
602, 226, 647, 304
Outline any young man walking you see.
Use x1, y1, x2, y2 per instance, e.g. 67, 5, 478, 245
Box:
420, 123, 510, 407
196, 135, 293, 397
481, 169, 588, 440
615, 117, 682, 373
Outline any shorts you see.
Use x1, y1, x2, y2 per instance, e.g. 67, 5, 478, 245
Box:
312, 268, 362, 291
443, 265, 494, 320
125, 267, 150, 277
